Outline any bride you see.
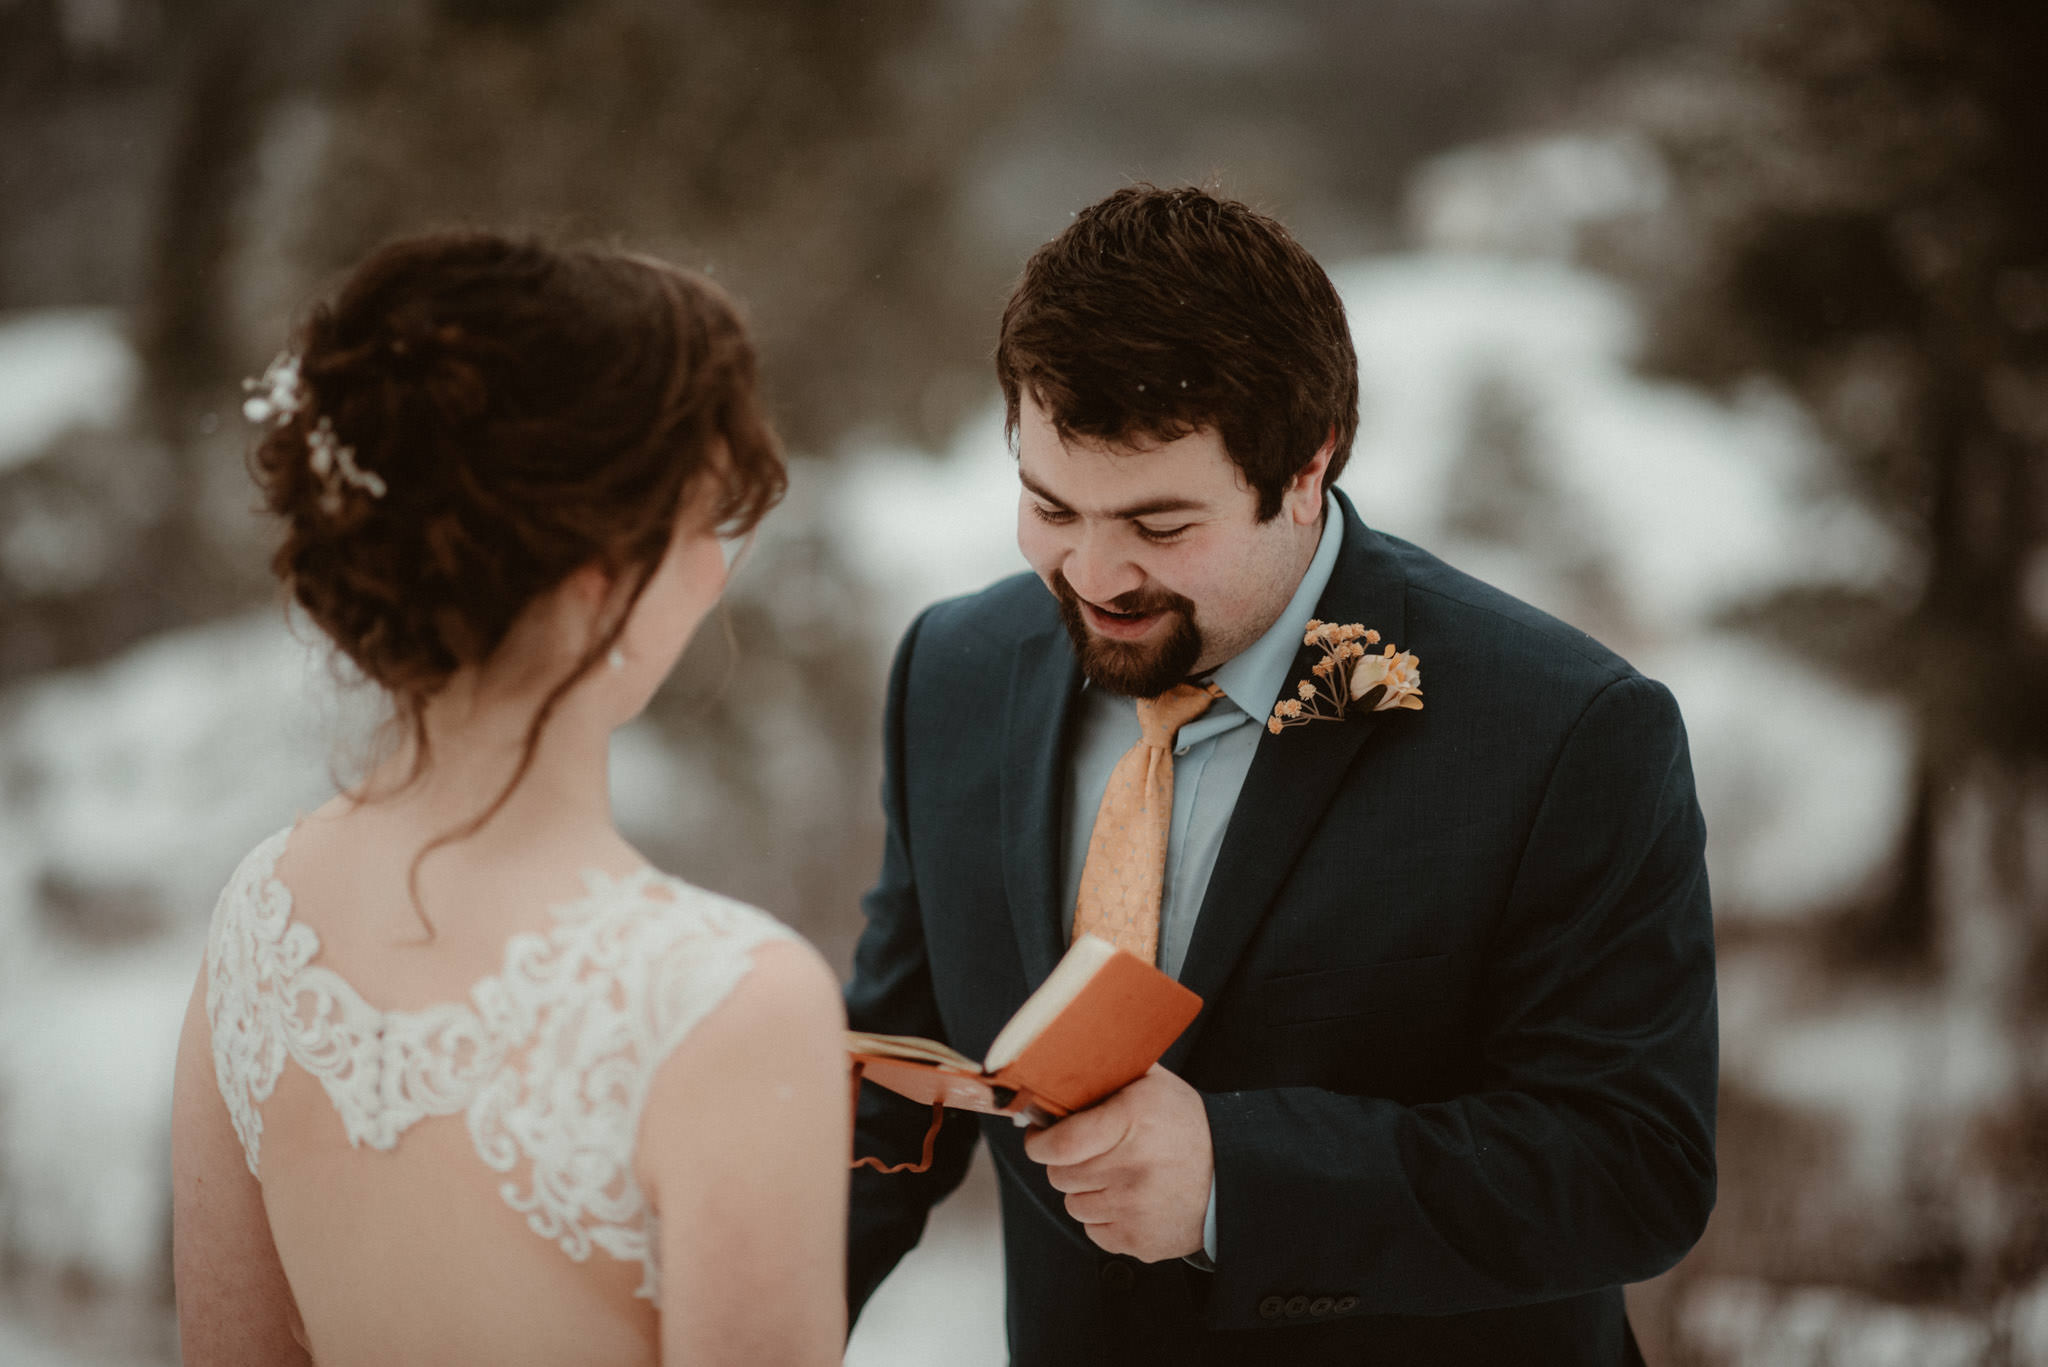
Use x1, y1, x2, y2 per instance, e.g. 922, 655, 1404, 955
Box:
169, 233, 849, 1365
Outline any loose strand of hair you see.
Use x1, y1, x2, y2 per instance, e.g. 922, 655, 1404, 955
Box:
398, 557, 663, 942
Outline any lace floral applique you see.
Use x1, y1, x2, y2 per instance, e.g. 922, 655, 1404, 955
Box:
204, 828, 794, 1299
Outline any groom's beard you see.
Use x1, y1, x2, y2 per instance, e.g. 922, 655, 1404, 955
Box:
1050, 571, 1203, 698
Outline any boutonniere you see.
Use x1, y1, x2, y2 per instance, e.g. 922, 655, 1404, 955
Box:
1267, 620, 1423, 734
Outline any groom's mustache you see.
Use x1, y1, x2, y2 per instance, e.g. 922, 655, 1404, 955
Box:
1051, 573, 1195, 624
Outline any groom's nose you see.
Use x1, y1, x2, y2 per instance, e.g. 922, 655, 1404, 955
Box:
1061, 530, 1144, 606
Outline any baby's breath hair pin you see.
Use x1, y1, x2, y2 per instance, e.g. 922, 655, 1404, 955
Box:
306, 416, 385, 512
242, 350, 387, 513
241, 351, 305, 425
1268, 620, 1423, 735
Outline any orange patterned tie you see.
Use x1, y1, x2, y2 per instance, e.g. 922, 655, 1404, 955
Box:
1071, 681, 1224, 963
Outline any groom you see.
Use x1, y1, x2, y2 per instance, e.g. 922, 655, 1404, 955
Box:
843, 185, 1716, 1366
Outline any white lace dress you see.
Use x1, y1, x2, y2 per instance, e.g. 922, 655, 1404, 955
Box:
204, 827, 796, 1299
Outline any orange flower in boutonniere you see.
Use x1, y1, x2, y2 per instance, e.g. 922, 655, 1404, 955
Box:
1267, 620, 1423, 734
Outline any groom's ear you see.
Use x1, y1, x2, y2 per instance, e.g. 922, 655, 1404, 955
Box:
1284, 430, 1336, 526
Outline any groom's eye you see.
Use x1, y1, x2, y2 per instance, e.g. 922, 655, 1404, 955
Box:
1134, 522, 1190, 544
1031, 503, 1076, 526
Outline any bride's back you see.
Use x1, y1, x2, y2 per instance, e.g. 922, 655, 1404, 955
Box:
218, 812, 746, 1366
171, 233, 846, 1367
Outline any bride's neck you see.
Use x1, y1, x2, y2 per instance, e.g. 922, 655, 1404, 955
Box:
362, 668, 618, 857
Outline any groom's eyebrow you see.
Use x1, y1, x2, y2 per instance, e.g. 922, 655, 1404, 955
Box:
1017, 471, 1207, 521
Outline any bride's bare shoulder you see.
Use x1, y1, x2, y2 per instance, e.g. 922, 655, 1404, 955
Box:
632, 899, 845, 1138
644, 880, 841, 1047
709, 933, 841, 1028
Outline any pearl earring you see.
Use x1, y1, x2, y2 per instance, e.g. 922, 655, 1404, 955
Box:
607, 648, 626, 672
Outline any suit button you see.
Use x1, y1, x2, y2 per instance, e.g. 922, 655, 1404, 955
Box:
1258, 1295, 1286, 1319
1285, 1295, 1310, 1317
1310, 1296, 1335, 1316
1333, 1294, 1358, 1314
1100, 1259, 1135, 1291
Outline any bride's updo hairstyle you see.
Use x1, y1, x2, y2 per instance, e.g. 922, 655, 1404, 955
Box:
251, 232, 783, 857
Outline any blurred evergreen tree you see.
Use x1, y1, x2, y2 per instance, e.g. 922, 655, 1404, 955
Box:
1618, 0, 2048, 976
294, 0, 1059, 455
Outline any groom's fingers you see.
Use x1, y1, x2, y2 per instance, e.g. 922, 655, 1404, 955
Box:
1041, 1154, 1113, 1194
1058, 1188, 1120, 1225
1023, 1072, 1210, 1261
1025, 1066, 1213, 1263
1022, 1101, 1130, 1167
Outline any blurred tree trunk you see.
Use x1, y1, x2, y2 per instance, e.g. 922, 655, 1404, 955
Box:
1608, 3, 2048, 1332
143, 4, 265, 428
131, 0, 357, 632
1623, 0, 2048, 972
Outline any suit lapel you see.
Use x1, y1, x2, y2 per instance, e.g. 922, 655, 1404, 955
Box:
1001, 623, 1082, 991
1164, 492, 1410, 1070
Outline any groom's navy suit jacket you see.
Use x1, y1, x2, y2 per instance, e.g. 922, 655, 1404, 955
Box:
845, 491, 1717, 1366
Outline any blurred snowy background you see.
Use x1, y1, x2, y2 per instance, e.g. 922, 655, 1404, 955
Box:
2, 1, 2045, 1364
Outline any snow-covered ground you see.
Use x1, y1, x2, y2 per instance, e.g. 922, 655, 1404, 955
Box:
0, 311, 137, 474
0, 144, 1964, 1361
845, 1150, 1009, 1367
1678, 1274, 2048, 1367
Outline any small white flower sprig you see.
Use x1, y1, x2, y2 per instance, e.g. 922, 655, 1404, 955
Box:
241, 351, 305, 426
242, 351, 387, 514
1267, 620, 1423, 735
305, 417, 386, 512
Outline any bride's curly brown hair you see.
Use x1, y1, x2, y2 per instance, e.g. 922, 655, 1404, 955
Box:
250, 231, 784, 916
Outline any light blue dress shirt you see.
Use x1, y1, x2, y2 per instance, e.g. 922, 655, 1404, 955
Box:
1056, 499, 1345, 1262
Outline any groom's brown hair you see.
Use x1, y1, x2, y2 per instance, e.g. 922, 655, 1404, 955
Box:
995, 184, 1358, 521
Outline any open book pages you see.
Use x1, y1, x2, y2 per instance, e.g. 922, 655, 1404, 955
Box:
841, 1030, 981, 1073
983, 933, 1120, 1072
845, 932, 1201, 1126
845, 934, 1124, 1076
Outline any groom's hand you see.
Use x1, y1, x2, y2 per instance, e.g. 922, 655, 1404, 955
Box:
1023, 1064, 1211, 1263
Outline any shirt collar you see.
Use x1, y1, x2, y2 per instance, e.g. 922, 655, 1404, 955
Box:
1207, 495, 1345, 723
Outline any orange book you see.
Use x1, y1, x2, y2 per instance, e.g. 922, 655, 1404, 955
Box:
847, 935, 1203, 1144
